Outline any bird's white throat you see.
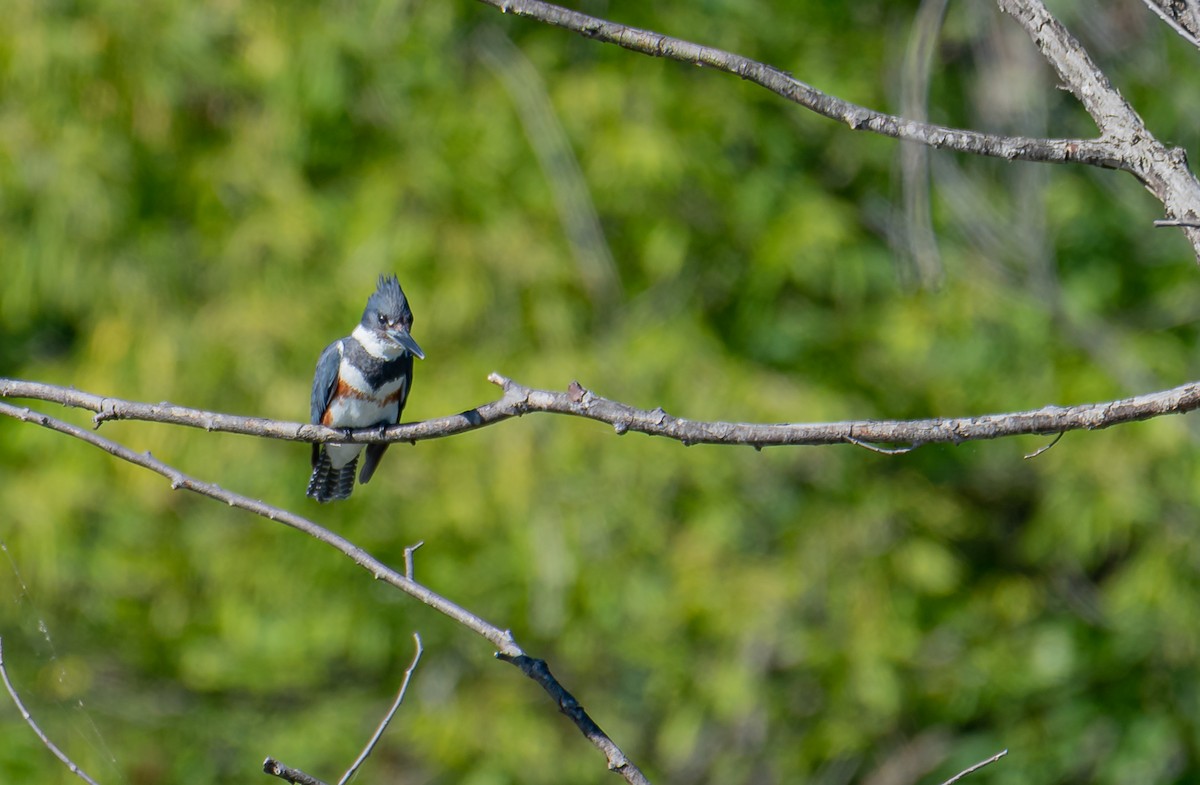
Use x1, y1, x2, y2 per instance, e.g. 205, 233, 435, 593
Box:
352, 323, 407, 360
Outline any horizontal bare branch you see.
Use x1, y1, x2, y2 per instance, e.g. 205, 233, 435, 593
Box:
476, 0, 1120, 169
4, 375, 1200, 452
0, 400, 649, 785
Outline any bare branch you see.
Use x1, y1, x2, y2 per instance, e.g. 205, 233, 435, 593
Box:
936, 749, 1008, 785
496, 653, 648, 780
0, 402, 649, 785
476, 0, 1200, 261
0, 638, 104, 785
997, 0, 1200, 255
1139, 0, 1200, 49
337, 633, 424, 785
5, 375, 1200, 453
475, 0, 1118, 168
263, 758, 330, 785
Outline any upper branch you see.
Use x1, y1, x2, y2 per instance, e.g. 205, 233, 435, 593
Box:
3, 375, 1200, 451
478, 0, 1200, 260
971, 0, 1200, 253
477, 0, 1119, 168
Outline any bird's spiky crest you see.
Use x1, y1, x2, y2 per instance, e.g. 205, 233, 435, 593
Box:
364, 274, 412, 323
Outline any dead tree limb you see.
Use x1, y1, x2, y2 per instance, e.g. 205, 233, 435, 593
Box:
0, 401, 651, 785
4, 375, 1200, 453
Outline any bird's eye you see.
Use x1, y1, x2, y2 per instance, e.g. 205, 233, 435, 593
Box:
377, 313, 387, 325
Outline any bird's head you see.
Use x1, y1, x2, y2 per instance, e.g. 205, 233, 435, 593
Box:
361, 274, 424, 359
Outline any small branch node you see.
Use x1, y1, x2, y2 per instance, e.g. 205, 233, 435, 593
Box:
404, 541, 424, 581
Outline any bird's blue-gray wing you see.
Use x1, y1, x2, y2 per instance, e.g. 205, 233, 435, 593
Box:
311, 340, 343, 425
310, 340, 343, 468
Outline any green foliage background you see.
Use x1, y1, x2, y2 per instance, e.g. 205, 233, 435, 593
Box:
3, 1, 1200, 783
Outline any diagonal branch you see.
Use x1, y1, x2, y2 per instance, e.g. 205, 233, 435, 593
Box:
477, 0, 1200, 261
337, 633, 424, 785
1138, 0, 1200, 50
4, 375, 1200, 452
937, 749, 1008, 785
0, 401, 650, 785
476, 0, 1119, 169
0, 638, 104, 785
997, 0, 1200, 252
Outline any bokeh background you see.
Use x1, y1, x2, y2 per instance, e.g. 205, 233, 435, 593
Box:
4, 1, 1200, 783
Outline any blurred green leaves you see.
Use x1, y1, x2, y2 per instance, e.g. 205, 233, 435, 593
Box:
4, 1, 1200, 784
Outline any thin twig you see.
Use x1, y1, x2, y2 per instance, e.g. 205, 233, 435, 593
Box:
1023, 431, 1063, 459
843, 435, 918, 455
1138, 0, 1200, 50
0, 403, 650, 785
0, 638, 103, 785
404, 541, 424, 581
263, 757, 330, 785
1155, 219, 1200, 228
5, 375, 1200, 452
338, 634, 424, 785
936, 749, 1008, 785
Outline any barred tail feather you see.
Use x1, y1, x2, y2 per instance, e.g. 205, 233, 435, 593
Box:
307, 449, 359, 502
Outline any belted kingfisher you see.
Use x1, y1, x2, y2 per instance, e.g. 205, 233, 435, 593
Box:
306, 274, 424, 502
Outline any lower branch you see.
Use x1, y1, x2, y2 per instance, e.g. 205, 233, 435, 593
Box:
0, 402, 648, 785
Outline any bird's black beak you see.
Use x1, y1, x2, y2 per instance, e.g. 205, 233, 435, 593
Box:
388, 328, 425, 359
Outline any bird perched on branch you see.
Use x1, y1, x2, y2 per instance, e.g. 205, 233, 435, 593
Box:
307, 275, 424, 502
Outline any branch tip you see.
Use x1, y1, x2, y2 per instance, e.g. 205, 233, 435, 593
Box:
937, 749, 1008, 785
